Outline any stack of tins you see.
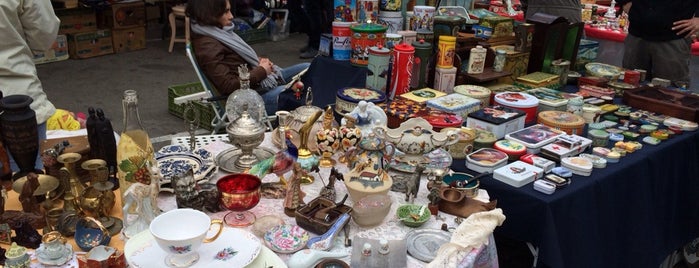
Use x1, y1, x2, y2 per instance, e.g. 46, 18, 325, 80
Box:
493, 92, 539, 125
537, 111, 586, 135
349, 23, 387, 66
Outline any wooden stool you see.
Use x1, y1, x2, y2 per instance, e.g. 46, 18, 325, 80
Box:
168, 4, 189, 53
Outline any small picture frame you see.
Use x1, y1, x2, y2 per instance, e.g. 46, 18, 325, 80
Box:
270, 9, 289, 33
0, 223, 12, 244
319, 33, 332, 57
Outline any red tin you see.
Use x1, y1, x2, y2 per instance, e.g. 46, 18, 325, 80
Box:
388, 42, 415, 100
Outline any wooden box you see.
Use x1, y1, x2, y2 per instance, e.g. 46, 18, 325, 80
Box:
479, 15, 514, 38
68, 30, 114, 59
112, 26, 146, 53
97, 1, 146, 29
623, 86, 699, 122
295, 197, 352, 235
55, 7, 97, 35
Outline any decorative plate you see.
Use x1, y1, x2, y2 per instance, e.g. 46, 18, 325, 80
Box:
155, 144, 215, 189
390, 148, 453, 173
125, 227, 262, 268
585, 63, 623, 79
406, 229, 452, 262
263, 224, 310, 254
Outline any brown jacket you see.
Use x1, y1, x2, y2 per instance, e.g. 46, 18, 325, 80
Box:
190, 33, 269, 96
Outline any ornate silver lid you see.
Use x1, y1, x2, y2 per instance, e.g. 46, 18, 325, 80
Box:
227, 104, 266, 137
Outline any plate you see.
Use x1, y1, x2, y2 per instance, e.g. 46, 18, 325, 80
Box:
125, 227, 263, 268
215, 147, 276, 173
263, 224, 310, 254
390, 148, 453, 173
156, 145, 215, 189
406, 229, 452, 262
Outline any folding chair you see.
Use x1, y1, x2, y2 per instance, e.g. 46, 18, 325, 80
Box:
180, 41, 274, 134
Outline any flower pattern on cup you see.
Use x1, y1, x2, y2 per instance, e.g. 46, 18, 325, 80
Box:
169, 244, 192, 254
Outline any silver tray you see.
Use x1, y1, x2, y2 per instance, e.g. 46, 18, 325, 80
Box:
215, 146, 275, 173
406, 229, 452, 263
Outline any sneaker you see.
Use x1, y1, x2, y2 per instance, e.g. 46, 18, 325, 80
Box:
299, 45, 311, 53
299, 48, 319, 59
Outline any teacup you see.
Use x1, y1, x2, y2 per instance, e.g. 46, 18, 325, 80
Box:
149, 209, 224, 267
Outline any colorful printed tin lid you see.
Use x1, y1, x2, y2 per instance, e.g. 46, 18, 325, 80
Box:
466, 148, 508, 167
494, 139, 527, 154
588, 129, 609, 139
400, 88, 447, 103
337, 87, 386, 103
426, 93, 481, 113
420, 110, 463, 128
516, 72, 559, 84
537, 111, 586, 128
525, 87, 578, 107
350, 23, 388, 32
411, 39, 432, 49
467, 105, 526, 125
488, 83, 524, 93
453, 85, 492, 99
382, 99, 427, 119
506, 124, 564, 148
494, 92, 539, 108
441, 127, 477, 142
368, 45, 391, 55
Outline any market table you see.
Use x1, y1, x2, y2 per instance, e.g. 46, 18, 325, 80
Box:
449, 125, 699, 267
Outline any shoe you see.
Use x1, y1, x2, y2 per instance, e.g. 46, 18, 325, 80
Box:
299, 45, 311, 53
299, 48, 319, 59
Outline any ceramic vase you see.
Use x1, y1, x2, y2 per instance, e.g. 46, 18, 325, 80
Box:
0, 94, 39, 180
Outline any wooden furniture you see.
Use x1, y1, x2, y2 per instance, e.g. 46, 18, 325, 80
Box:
168, 4, 189, 53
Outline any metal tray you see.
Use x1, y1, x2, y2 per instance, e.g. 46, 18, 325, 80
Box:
405, 229, 452, 263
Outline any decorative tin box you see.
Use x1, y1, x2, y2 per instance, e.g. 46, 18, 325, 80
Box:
479, 15, 514, 38
540, 134, 593, 162
440, 127, 477, 159
420, 110, 463, 132
520, 154, 555, 173
453, 84, 492, 109
514, 72, 560, 90
493, 92, 540, 125
537, 111, 586, 135
426, 93, 482, 118
525, 87, 581, 112
466, 105, 526, 139
494, 139, 527, 161
561, 156, 593, 176
473, 129, 498, 150
399, 88, 447, 105
505, 124, 565, 154
493, 161, 544, 188
381, 99, 428, 128
578, 84, 615, 98
335, 87, 387, 115
533, 180, 556, 194
578, 76, 609, 87
466, 148, 508, 174
491, 45, 531, 84
663, 117, 698, 131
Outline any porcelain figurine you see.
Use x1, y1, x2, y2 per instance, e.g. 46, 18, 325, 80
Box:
338, 115, 362, 163
171, 168, 203, 210
343, 129, 394, 202
284, 163, 307, 217
121, 181, 158, 239
319, 167, 341, 201
405, 164, 426, 202
342, 100, 387, 135
287, 249, 348, 268
316, 106, 340, 168
381, 117, 458, 165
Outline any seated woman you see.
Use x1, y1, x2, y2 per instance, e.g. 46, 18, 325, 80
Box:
186, 0, 310, 116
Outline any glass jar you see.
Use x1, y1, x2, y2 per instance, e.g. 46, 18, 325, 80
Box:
225, 65, 266, 123
493, 49, 507, 72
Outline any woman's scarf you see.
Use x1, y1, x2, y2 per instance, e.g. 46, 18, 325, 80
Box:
191, 22, 283, 90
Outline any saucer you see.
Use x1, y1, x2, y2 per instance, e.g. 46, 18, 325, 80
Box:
215, 147, 275, 173
36, 243, 73, 266
390, 148, 453, 173
125, 227, 261, 268
156, 144, 215, 191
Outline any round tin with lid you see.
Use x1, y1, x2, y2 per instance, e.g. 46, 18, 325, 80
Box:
494, 92, 540, 124
582, 104, 602, 124
473, 129, 497, 150
587, 129, 609, 147
350, 23, 388, 66
440, 127, 477, 159
335, 87, 387, 115
537, 111, 586, 135
494, 139, 527, 161
420, 110, 463, 132
453, 85, 492, 109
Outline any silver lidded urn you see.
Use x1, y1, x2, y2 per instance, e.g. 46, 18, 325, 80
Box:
226, 103, 266, 171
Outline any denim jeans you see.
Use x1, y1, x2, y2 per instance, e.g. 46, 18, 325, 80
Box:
261, 62, 311, 116
9, 122, 47, 172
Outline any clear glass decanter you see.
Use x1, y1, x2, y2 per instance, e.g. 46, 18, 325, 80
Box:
225, 65, 266, 123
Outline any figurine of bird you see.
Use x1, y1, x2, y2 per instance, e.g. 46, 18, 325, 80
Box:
247, 138, 298, 187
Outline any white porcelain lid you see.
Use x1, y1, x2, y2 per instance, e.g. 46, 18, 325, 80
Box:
494, 92, 539, 108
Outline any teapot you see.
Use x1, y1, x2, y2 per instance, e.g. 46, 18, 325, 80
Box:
346, 130, 394, 172
380, 118, 458, 165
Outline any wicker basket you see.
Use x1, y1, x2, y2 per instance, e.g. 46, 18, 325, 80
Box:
167, 82, 218, 131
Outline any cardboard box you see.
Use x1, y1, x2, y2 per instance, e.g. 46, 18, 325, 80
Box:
55, 8, 97, 35
492, 45, 530, 84
33, 34, 69, 64
112, 26, 146, 53
68, 30, 114, 59
97, 1, 146, 29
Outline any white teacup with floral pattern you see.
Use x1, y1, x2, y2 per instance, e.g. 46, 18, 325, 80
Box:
150, 208, 223, 267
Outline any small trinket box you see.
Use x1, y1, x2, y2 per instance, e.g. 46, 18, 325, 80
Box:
493, 161, 544, 188
494, 139, 527, 161
551, 166, 573, 178
543, 174, 571, 188
537, 111, 586, 135
579, 153, 607, 169
505, 124, 565, 154
561, 156, 593, 176
519, 154, 555, 173
426, 93, 482, 118
466, 148, 509, 174
642, 136, 661, 145
533, 180, 556, 195
466, 105, 526, 139
540, 134, 592, 161
663, 117, 698, 131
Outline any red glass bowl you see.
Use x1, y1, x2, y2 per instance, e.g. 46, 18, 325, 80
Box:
216, 174, 261, 211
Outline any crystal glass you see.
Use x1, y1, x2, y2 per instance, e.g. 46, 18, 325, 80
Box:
216, 174, 261, 227
225, 65, 266, 123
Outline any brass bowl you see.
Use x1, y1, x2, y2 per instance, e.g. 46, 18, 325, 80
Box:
12, 174, 60, 201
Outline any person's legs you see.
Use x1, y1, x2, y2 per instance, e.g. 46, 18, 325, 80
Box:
281, 62, 311, 83
649, 37, 691, 85
622, 34, 652, 75
262, 86, 285, 116
300, 0, 322, 58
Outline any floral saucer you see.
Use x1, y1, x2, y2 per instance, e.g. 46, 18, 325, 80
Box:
155, 144, 215, 191
263, 224, 310, 254
125, 227, 262, 268
390, 148, 453, 174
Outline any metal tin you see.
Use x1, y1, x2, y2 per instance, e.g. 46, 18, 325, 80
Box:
466, 148, 508, 174
388, 42, 415, 100
357, 0, 379, 24
335, 87, 387, 115
537, 111, 586, 135
410, 6, 436, 31
433, 67, 457, 93
494, 139, 527, 161
466, 105, 526, 139
436, 35, 456, 69
399, 87, 445, 104
494, 92, 540, 125
432, 15, 464, 41
410, 39, 432, 89
332, 21, 354, 61
350, 23, 388, 66
514, 23, 534, 52
426, 93, 481, 118
384, 33, 402, 49
397, 30, 417, 45
493, 161, 543, 188
366, 45, 391, 91
587, 129, 609, 147
467, 45, 487, 74
378, 11, 403, 34
453, 85, 492, 109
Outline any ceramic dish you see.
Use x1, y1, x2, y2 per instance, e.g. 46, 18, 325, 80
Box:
390, 148, 453, 174
406, 229, 452, 262
263, 224, 310, 254
125, 227, 262, 268
155, 144, 215, 189
585, 62, 623, 80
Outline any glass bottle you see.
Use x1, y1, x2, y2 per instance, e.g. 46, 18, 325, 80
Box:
116, 90, 159, 239
225, 65, 266, 124
494, 49, 507, 72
